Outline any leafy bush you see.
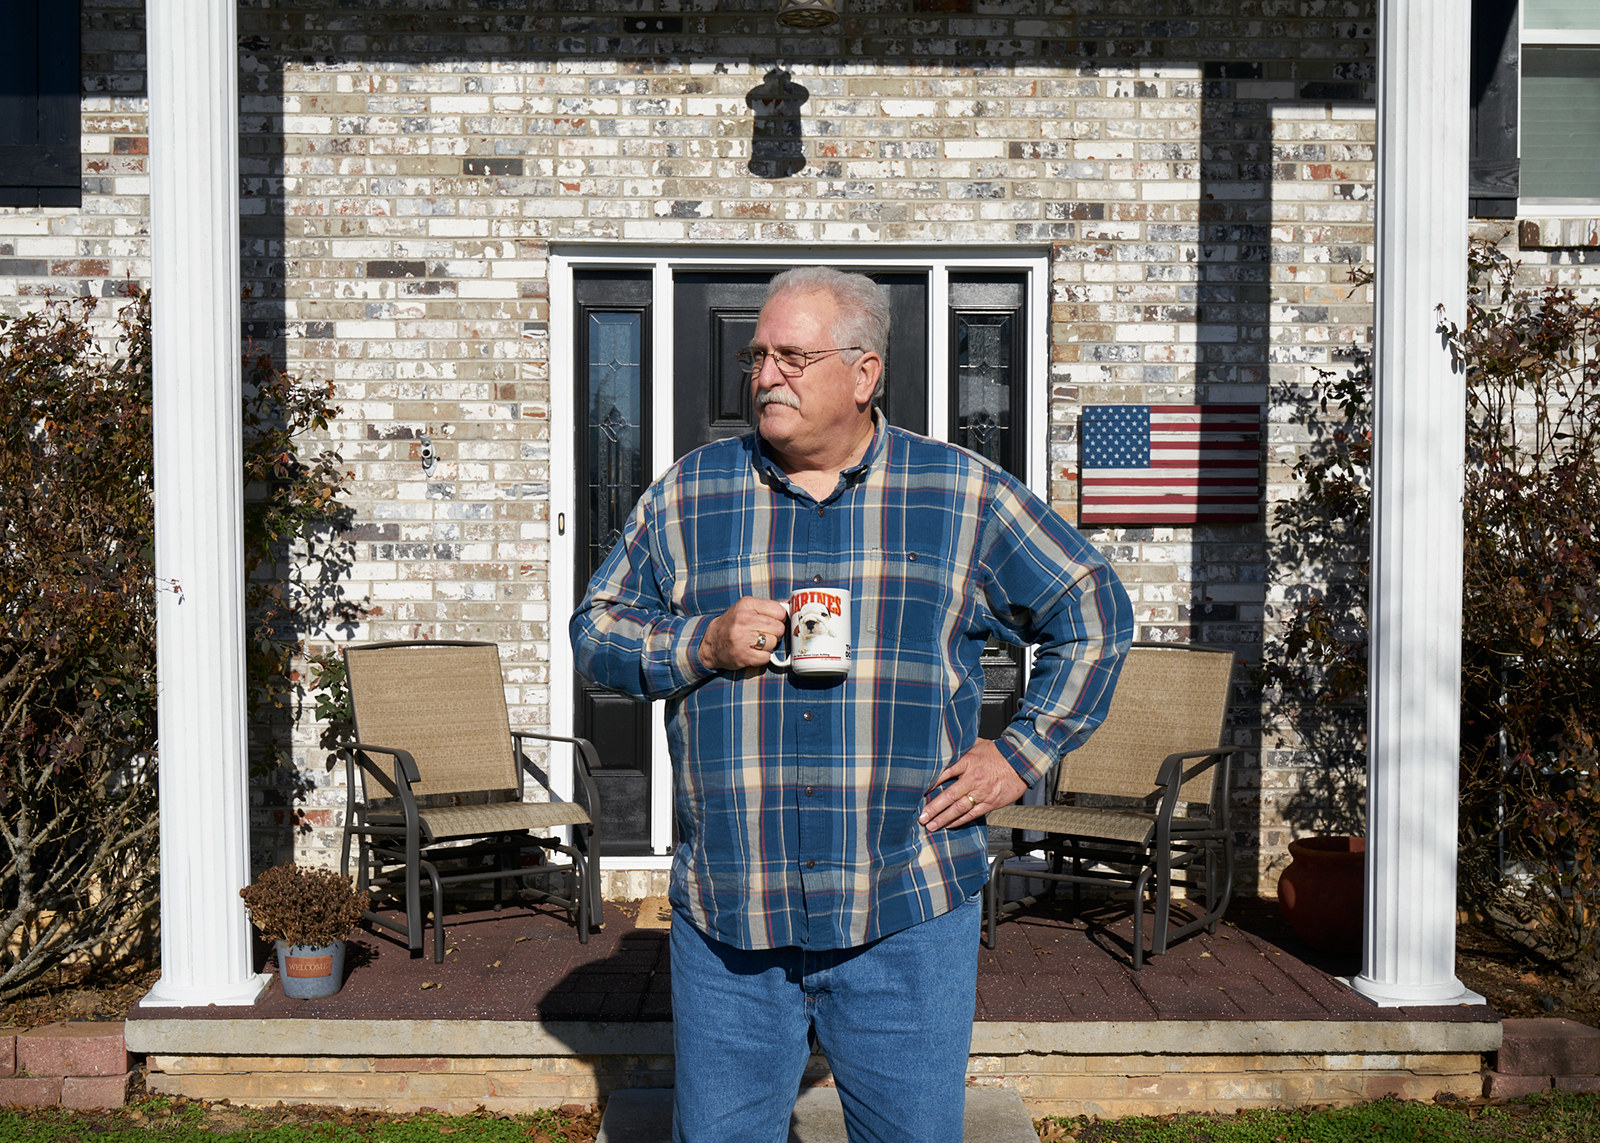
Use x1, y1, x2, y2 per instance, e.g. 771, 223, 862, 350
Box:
1261, 244, 1600, 985
0, 295, 358, 999
1257, 347, 1372, 837
239, 862, 368, 947
0, 297, 159, 998
241, 347, 363, 775
1447, 246, 1600, 982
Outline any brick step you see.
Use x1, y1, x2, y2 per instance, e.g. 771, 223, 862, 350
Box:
596, 1087, 1038, 1143
0, 1022, 131, 1110
1495, 1018, 1600, 1078
1485, 1070, 1600, 1099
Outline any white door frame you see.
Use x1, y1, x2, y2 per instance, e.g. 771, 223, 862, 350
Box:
549, 247, 1049, 871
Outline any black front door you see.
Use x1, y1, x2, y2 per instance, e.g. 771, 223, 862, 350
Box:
671, 270, 929, 457
574, 266, 1029, 856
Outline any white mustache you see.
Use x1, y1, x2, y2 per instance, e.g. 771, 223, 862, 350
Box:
756, 389, 800, 411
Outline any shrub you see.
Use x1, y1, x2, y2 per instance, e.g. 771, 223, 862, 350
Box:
1257, 346, 1372, 838
1262, 244, 1600, 985
0, 297, 159, 998
1446, 245, 1600, 983
239, 863, 368, 948
0, 294, 359, 999
241, 346, 363, 776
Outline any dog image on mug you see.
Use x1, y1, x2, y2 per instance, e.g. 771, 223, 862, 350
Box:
791, 600, 839, 656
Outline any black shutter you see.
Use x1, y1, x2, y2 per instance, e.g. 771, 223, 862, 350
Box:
0, 0, 81, 208
1470, 0, 1520, 218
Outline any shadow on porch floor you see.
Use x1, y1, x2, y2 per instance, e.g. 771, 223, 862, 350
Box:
130, 894, 1498, 1026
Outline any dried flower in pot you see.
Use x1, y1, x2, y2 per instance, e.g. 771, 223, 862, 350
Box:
240, 863, 369, 998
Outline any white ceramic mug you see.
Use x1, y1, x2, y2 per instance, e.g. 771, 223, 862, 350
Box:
769, 587, 852, 677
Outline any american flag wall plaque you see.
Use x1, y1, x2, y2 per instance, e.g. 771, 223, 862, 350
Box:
1078, 404, 1262, 525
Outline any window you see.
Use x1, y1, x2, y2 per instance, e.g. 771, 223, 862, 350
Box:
1471, 0, 1600, 216
1521, 1, 1600, 206
0, 0, 81, 208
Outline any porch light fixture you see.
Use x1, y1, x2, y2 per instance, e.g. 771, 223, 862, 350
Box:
777, 0, 839, 28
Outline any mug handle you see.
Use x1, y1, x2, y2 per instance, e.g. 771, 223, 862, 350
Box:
768, 602, 791, 668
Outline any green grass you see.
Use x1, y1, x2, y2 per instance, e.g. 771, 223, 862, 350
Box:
0, 1094, 1597, 1143
0, 1100, 588, 1143
1042, 1093, 1600, 1142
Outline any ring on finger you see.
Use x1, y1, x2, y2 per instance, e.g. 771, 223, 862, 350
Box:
966, 793, 978, 808
754, 632, 768, 650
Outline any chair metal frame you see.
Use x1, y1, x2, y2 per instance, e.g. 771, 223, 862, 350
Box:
982, 641, 1240, 968
336, 640, 603, 962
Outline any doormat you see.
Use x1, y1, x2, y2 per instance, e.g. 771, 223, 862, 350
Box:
635, 895, 672, 929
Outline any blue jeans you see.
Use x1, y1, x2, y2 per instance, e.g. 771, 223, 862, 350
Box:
669, 893, 980, 1143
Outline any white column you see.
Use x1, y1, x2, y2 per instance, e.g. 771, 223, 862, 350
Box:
1351, 0, 1483, 1008
140, 0, 268, 1007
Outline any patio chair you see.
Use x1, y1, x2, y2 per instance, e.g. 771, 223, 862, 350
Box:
983, 641, 1239, 968
337, 640, 602, 962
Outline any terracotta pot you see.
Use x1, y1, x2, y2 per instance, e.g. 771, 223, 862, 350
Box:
1277, 836, 1365, 955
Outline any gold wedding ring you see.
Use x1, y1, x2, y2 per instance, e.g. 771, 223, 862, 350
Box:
966, 794, 978, 808
755, 633, 768, 650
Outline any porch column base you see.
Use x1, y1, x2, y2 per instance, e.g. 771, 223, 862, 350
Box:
1347, 976, 1485, 1010
141, 975, 272, 1010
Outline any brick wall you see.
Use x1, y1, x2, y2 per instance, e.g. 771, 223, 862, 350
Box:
3, 0, 1598, 894
144, 1045, 1485, 1117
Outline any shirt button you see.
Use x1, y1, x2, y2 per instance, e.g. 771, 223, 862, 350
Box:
806, 860, 816, 869
908, 551, 918, 562
805, 786, 815, 796
816, 507, 825, 517
812, 573, 824, 583
802, 710, 813, 722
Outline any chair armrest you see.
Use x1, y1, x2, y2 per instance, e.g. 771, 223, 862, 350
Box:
512, 731, 603, 820
339, 741, 423, 789
1154, 746, 1241, 793
1152, 746, 1242, 834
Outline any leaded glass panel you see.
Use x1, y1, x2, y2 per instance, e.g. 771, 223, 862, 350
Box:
587, 311, 644, 577
954, 313, 1015, 472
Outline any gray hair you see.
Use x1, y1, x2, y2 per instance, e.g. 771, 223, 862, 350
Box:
763, 268, 891, 399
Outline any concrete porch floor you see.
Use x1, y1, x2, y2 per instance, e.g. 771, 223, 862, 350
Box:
126, 895, 1501, 1118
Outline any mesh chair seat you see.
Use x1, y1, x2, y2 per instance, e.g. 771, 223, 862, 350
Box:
988, 803, 1158, 847
367, 799, 594, 843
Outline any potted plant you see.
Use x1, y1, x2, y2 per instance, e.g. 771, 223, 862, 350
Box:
1277, 835, 1365, 956
240, 863, 368, 998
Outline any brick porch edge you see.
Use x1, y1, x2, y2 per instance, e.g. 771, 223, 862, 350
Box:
128, 1018, 1500, 1119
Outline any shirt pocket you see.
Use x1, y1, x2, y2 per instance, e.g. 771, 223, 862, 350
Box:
859, 546, 962, 643
678, 553, 789, 617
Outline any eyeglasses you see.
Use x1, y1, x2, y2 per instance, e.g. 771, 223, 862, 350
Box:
735, 345, 864, 378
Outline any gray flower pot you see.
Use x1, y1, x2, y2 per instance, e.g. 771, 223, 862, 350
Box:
275, 940, 346, 999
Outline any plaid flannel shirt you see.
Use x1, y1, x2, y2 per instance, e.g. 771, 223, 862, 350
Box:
570, 415, 1132, 951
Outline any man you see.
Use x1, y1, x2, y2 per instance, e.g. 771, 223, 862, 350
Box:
570, 268, 1132, 1143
